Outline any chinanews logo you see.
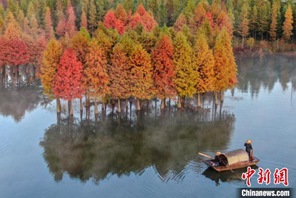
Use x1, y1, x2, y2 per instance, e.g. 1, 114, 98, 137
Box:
238, 166, 292, 198
241, 166, 289, 187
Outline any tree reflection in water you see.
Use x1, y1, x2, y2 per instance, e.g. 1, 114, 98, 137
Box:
236, 54, 296, 97
0, 65, 46, 122
40, 107, 235, 183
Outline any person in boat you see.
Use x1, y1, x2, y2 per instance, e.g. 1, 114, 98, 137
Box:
244, 140, 254, 161
214, 151, 222, 166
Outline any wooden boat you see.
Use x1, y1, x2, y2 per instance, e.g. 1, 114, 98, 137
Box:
202, 149, 260, 172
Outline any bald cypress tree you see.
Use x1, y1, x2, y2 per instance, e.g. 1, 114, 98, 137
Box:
194, 33, 215, 108
282, 5, 293, 41
173, 32, 198, 108
213, 28, 237, 104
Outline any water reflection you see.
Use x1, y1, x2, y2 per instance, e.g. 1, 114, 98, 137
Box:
202, 166, 259, 186
236, 54, 296, 97
0, 85, 45, 122
40, 109, 235, 183
0, 65, 46, 122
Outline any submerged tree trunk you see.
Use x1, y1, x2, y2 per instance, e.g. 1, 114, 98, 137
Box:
94, 100, 99, 115
197, 93, 201, 108
161, 98, 165, 109
69, 100, 73, 116
80, 98, 83, 113
117, 98, 121, 113
214, 92, 218, 106
101, 102, 106, 112
220, 91, 224, 102
177, 97, 182, 108
136, 99, 141, 111
56, 97, 61, 113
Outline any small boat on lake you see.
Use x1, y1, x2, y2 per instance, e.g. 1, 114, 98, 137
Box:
202, 149, 260, 172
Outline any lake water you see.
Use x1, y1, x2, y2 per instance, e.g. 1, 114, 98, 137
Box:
0, 54, 295, 198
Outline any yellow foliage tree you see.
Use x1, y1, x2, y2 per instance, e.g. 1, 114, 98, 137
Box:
173, 32, 198, 108
194, 33, 215, 107
41, 39, 63, 113
282, 5, 293, 41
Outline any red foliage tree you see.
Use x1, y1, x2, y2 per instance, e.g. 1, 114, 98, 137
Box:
104, 10, 117, 29
24, 35, 47, 75
114, 18, 125, 35
205, 12, 215, 29
152, 34, 175, 108
65, 0, 76, 37
56, 17, 66, 36
141, 11, 157, 32
5, 38, 30, 66
136, 4, 146, 16
129, 13, 142, 29
45, 7, 54, 40
80, 11, 87, 29
54, 48, 83, 115
174, 14, 187, 32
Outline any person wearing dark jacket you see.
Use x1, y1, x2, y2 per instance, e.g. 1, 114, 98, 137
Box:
244, 140, 254, 161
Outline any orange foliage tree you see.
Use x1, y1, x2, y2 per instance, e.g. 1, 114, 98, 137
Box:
84, 40, 110, 114
213, 28, 237, 104
152, 34, 176, 109
109, 42, 130, 112
194, 33, 215, 107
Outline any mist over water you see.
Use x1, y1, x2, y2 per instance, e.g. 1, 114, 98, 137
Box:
0, 54, 295, 198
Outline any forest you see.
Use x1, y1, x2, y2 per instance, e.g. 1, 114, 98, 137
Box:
0, 0, 295, 115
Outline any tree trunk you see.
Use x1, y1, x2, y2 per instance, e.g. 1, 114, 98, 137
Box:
161, 98, 165, 109
220, 91, 224, 102
56, 97, 61, 113
117, 98, 121, 113
69, 100, 73, 116
57, 112, 61, 125
197, 93, 201, 108
214, 92, 218, 106
80, 98, 83, 113
94, 100, 99, 115
136, 99, 141, 111
177, 97, 182, 108
101, 102, 106, 112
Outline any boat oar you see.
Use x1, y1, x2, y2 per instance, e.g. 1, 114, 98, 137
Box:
198, 152, 214, 159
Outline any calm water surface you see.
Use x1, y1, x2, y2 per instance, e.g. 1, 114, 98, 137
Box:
0, 55, 295, 198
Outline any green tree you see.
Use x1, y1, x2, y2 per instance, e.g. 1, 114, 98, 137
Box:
237, 0, 250, 47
